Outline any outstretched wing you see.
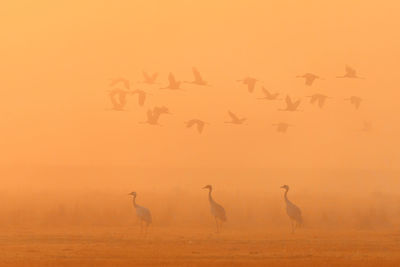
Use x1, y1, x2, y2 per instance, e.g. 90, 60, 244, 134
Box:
192, 67, 203, 82
197, 122, 205, 133
186, 120, 196, 128
228, 111, 239, 121
262, 87, 271, 97
168, 73, 176, 85
138, 91, 146, 106
150, 72, 158, 82
345, 65, 356, 76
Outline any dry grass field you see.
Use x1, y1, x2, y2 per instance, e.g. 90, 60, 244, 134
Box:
0, 227, 400, 266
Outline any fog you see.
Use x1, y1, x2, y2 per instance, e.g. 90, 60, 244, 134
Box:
0, 1, 399, 265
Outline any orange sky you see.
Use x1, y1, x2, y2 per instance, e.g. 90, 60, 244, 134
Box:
1, 0, 399, 169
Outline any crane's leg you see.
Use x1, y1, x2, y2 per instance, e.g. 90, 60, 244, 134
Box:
291, 220, 295, 234
140, 220, 143, 234
215, 217, 219, 233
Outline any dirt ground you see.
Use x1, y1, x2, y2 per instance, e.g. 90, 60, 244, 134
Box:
1, 227, 399, 267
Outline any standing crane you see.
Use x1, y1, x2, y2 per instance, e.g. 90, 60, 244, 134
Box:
281, 185, 302, 233
203, 185, 226, 233
128, 192, 152, 234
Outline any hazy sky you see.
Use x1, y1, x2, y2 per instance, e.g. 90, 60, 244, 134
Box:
1, 1, 399, 169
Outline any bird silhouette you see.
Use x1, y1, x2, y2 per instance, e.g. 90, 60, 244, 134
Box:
272, 123, 292, 133
225, 111, 246, 124
203, 185, 226, 233
141, 106, 170, 125
281, 185, 302, 233
336, 65, 364, 79
279, 95, 301, 111
184, 67, 209, 86
345, 96, 362, 109
185, 119, 208, 134
297, 73, 322, 86
142, 71, 158, 84
109, 77, 130, 89
237, 77, 258, 93
258, 87, 280, 100
129, 192, 152, 234
160, 73, 182, 90
306, 94, 331, 108
361, 121, 372, 132
108, 88, 130, 111
130, 89, 149, 106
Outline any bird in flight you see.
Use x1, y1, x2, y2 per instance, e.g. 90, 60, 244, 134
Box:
109, 77, 130, 90
345, 96, 362, 109
141, 106, 170, 125
185, 67, 209, 86
108, 88, 130, 111
258, 87, 280, 100
279, 95, 301, 111
160, 73, 182, 90
361, 121, 372, 132
141, 71, 158, 84
306, 94, 330, 108
237, 77, 258, 93
297, 73, 322, 86
337, 65, 364, 79
272, 123, 292, 133
185, 119, 208, 134
130, 89, 148, 106
225, 111, 246, 125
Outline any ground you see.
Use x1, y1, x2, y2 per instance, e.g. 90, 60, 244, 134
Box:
0, 227, 399, 266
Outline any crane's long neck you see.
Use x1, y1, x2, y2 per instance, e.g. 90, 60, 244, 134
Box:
284, 188, 289, 203
132, 195, 137, 208
208, 188, 214, 203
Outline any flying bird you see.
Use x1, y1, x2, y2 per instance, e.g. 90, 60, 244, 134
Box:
281, 185, 302, 233
337, 65, 364, 79
129, 192, 152, 234
109, 77, 130, 89
279, 95, 301, 111
185, 119, 208, 134
225, 111, 246, 124
108, 88, 130, 111
130, 89, 148, 106
185, 67, 209, 86
142, 71, 158, 84
297, 73, 322, 86
345, 96, 362, 109
203, 185, 227, 233
361, 121, 372, 132
141, 106, 170, 125
272, 123, 292, 133
237, 77, 258, 93
258, 87, 280, 100
160, 73, 182, 90
306, 94, 331, 108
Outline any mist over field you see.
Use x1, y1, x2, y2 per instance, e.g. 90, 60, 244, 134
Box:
1, 0, 400, 266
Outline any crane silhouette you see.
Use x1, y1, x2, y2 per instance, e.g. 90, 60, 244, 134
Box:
160, 73, 182, 90
142, 71, 158, 84
272, 123, 292, 133
361, 121, 372, 132
225, 111, 246, 124
337, 65, 364, 79
185, 119, 208, 133
129, 192, 152, 234
279, 95, 301, 111
237, 77, 258, 93
141, 106, 170, 125
130, 89, 149, 106
258, 87, 280, 100
307, 94, 331, 108
345, 96, 362, 109
297, 73, 322, 86
108, 88, 130, 111
281, 185, 302, 233
184, 67, 209, 86
203, 185, 226, 233
109, 77, 130, 89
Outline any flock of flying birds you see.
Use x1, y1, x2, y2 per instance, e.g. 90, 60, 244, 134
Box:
107, 65, 370, 134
